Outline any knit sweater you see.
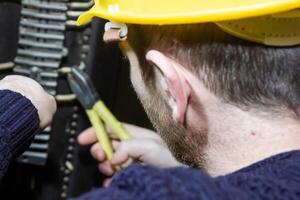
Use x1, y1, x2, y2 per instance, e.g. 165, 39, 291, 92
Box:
0, 90, 39, 179
75, 150, 300, 199
0, 90, 299, 200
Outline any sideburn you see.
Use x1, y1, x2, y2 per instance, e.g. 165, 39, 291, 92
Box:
127, 26, 208, 169
139, 78, 207, 169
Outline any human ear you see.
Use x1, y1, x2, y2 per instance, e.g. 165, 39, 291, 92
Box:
146, 50, 191, 124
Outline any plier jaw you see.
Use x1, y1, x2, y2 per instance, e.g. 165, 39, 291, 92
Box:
67, 66, 99, 109
67, 65, 130, 165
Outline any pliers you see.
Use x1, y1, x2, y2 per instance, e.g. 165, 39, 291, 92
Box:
67, 66, 130, 161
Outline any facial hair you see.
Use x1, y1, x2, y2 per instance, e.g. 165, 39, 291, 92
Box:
137, 82, 207, 169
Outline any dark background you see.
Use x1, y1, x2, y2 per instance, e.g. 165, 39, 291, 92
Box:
0, 1, 152, 199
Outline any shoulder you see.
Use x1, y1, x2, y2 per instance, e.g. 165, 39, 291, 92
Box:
111, 164, 208, 198
222, 150, 300, 199
76, 164, 221, 200
76, 151, 300, 200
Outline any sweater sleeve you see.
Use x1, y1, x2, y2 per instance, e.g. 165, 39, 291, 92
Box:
0, 90, 40, 179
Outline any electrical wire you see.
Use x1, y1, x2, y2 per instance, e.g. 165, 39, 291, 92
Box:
0, 62, 14, 70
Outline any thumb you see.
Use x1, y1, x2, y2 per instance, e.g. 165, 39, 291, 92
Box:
111, 139, 154, 165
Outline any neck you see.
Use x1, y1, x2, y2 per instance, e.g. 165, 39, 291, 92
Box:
171, 66, 300, 176
203, 105, 300, 176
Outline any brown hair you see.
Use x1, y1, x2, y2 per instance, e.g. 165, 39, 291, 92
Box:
127, 23, 300, 116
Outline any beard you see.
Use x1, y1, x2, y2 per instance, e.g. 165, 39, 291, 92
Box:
136, 82, 207, 169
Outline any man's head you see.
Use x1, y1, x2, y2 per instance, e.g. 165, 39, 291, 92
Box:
121, 23, 300, 170
77, 0, 300, 174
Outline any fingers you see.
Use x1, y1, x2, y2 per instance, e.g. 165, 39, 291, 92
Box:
78, 123, 164, 179
111, 139, 151, 165
89, 138, 140, 174
89, 142, 116, 176
78, 127, 98, 145
0, 75, 57, 129
98, 161, 115, 176
89, 142, 118, 177
121, 123, 161, 140
110, 138, 181, 168
78, 127, 119, 145
121, 157, 134, 168
90, 143, 105, 161
89, 138, 121, 163
102, 178, 112, 188
78, 123, 160, 146
98, 158, 133, 177
111, 140, 120, 149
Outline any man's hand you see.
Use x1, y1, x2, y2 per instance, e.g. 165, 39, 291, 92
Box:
78, 123, 183, 186
0, 75, 57, 128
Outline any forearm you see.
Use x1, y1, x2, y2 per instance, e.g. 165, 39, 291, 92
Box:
0, 90, 39, 179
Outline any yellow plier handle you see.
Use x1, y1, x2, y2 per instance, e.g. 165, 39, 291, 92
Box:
86, 109, 114, 160
86, 101, 131, 161
67, 66, 130, 164
94, 101, 130, 141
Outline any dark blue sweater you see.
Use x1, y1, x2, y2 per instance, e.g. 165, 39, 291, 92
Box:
0, 90, 299, 200
0, 90, 39, 179
75, 150, 300, 200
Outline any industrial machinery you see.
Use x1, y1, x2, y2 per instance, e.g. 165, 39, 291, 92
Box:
0, 1, 151, 199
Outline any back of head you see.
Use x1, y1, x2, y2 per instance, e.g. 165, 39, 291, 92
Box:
77, 1, 300, 170
76, 0, 300, 117
127, 23, 300, 117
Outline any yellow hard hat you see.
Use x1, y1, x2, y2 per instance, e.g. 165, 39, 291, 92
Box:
77, 0, 300, 46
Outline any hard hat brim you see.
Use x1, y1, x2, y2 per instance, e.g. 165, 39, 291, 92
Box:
217, 13, 300, 46
77, 0, 300, 25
